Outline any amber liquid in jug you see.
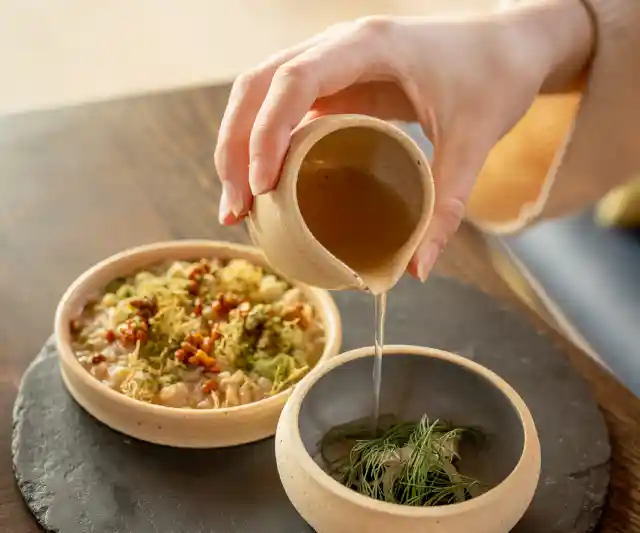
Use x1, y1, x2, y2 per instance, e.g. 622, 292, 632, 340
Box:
297, 166, 417, 286
297, 165, 417, 430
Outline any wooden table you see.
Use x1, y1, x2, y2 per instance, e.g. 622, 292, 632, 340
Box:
1, 85, 639, 532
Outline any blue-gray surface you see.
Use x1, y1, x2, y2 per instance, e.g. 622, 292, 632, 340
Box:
503, 211, 640, 396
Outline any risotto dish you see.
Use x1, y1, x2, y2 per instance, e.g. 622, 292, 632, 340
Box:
70, 257, 325, 409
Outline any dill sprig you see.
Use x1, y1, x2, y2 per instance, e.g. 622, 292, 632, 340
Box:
320, 415, 483, 506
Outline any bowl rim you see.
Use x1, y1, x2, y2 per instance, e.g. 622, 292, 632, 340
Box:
282, 344, 540, 517
54, 239, 343, 420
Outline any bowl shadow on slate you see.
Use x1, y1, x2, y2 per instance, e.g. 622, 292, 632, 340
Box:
92, 424, 287, 526
299, 352, 525, 490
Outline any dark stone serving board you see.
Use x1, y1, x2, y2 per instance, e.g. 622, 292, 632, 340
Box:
13, 274, 610, 533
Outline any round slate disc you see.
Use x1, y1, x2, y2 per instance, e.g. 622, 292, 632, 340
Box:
13, 275, 610, 533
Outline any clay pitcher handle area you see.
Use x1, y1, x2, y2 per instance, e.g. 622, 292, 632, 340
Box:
248, 114, 435, 292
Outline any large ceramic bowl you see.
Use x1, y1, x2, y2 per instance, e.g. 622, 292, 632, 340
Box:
55, 240, 342, 448
276, 345, 541, 533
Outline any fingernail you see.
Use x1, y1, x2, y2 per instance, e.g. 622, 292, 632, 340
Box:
416, 244, 438, 282
219, 188, 232, 224
249, 157, 271, 196
406, 258, 418, 279
223, 182, 244, 218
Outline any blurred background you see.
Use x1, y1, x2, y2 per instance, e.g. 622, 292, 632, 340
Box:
0, 0, 492, 115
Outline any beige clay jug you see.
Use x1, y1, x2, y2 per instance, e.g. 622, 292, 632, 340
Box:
248, 114, 435, 294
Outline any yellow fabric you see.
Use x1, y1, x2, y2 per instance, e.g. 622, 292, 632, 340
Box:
466, 93, 581, 233
466, 93, 640, 230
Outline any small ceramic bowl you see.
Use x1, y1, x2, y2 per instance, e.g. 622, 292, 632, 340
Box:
54, 240, 342, 448
276, 345, 541, 533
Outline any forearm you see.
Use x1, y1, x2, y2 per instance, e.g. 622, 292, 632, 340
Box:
498, 0, 595, 94
468, 0, 640, 232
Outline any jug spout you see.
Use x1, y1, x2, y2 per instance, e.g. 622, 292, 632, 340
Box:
248, 114, 435, 292
247, 207, 370, 291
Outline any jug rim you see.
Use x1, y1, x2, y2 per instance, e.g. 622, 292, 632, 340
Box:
284, 114, 435, 293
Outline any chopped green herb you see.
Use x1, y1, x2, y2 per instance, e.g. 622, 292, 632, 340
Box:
320, 415, 483, 506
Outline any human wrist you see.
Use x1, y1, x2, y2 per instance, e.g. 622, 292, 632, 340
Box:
498, 0, 595, 93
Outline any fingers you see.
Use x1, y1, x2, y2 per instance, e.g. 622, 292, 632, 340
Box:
248, 27, 389, 195
409, 133, 492, 281
215, 34, 329, 224
410, 196, 466, 281
216, 18, 401, 223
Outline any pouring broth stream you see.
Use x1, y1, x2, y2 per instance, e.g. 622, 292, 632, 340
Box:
297, 164, 417, 428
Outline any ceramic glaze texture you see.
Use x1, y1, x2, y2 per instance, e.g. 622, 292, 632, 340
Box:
248, 115, 435, 294
54, 240, 342, 448
276, 345, 541, 533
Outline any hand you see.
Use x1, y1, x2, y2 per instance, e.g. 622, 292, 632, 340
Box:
214, 1, 593, 280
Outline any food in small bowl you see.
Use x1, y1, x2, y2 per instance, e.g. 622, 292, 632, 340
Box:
320, 414, 483, 507
55, 241, 341, 448
276, 345, 540, 533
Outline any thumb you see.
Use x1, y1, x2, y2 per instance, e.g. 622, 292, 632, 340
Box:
302, 82, 418, 124
409, 134, 491, 281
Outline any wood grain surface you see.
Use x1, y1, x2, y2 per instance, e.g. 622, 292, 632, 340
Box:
1, 84, 639, 532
